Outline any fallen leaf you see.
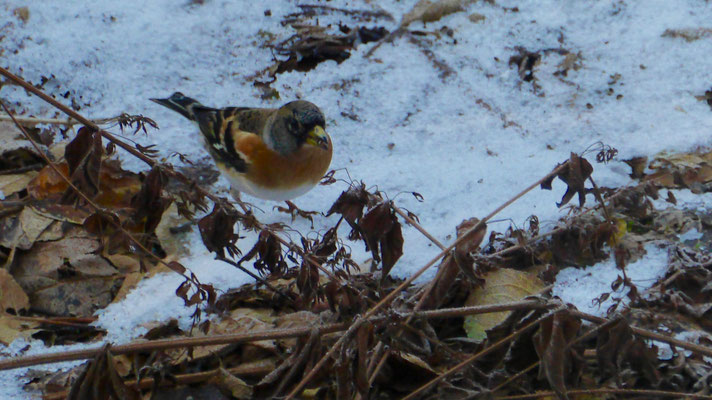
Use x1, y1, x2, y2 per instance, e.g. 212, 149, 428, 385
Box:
210, 368, 253, 399
533, 311, 582, 400
0, 172, 37, 198
0, 268, 29, 313
401, 0, 474, 28
0, 314, 38, 345
463, 268, 546, 342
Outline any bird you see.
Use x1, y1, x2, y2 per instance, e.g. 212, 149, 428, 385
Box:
150, 92, 332, 203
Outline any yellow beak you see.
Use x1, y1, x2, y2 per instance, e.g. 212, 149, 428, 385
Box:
305, 125, 329, 150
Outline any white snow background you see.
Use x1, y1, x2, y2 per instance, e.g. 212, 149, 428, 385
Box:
2, 0, 712, 397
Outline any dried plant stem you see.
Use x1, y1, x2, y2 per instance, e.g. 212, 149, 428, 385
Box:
571, 309, 712, 358
495, 388, 712, 400
393, 205, 445, 249
0, 300, 548, 372
0, 113, 77, 126
43, 362, 275, 400
402, 307, 564, 400
0, 67, 156, 166
285, 165, 567, 399
0, 323, 347, 371
215, 255, 293, 301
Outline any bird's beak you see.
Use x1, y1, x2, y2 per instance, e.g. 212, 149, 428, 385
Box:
306, 125, 329, 150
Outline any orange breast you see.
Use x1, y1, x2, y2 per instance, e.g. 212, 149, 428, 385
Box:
236, 134, 333, 190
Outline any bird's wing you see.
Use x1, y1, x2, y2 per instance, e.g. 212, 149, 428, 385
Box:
192, 107, 274, 174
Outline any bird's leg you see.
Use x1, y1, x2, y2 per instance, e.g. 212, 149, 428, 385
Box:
274, 200, 318, 226
229, 187, 251, 213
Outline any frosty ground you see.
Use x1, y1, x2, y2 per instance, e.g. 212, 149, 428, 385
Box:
1, 0, 711, 397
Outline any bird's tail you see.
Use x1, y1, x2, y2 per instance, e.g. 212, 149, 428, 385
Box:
150, 92, 203, 121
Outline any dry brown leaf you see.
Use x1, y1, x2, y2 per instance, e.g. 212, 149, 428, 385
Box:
19, 206, 55, 244
110, 272, 144, 305
645, 150, 712, 190
154, 202, 190, 258
191, 307, 278, 359
463, 268, 546, 342
533, 311, 582, 400
27, 162, 70, 200
31, 277, 123, 317
210, 368, 253, 399
66, 344, 140, 400
0, 268, 29, 313
400, 0, 474, 28
662, 27, 712, 42
0, 314, 38, 345
0, 172, 37, 198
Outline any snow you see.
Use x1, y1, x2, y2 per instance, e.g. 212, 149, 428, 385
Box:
2, 0, 712, 397
552, 242, 670, 317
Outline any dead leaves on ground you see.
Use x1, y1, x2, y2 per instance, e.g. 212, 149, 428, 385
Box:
0, 123, 191, 337
624, 150, 712, 192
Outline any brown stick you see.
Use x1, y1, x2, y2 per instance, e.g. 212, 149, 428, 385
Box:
0, 300, 548, 372
43, 362, 275, 400
571, 310, 712, 358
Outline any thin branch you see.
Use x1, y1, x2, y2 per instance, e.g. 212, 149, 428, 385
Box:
215, 255, 293, 301
571, 309, 712, 358
393, 205, 445, 249
0, 300, 549, 372
43, 362, 274, 400
0, 113, 76, 126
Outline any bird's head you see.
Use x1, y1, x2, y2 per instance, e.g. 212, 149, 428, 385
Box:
277, 101, 329, 151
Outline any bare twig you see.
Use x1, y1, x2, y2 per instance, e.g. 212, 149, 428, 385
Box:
44, 362, 274, 400
0, 300, 549, 371
571, 309, 712, 358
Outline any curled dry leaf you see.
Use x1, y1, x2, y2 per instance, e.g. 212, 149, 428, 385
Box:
198, 203, 241, 258
596, 318, 661, 385
532, 310, 583, 400
210, 368, 253, 400
453, 217, 486, 282
541, 153, 594, 207
359, 200, 404, 279
0, 268, 29, 313
326, 182, 370, 238
62, 127, 103, 203
238, 230, 286, 276
424, 218, 486, 310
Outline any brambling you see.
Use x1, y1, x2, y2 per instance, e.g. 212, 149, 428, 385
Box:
151, 93, 332, 202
